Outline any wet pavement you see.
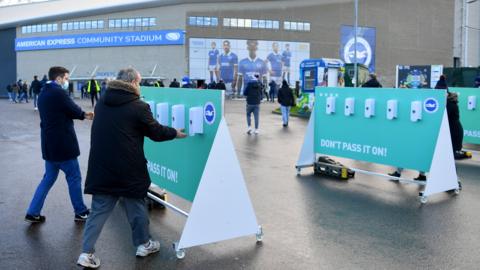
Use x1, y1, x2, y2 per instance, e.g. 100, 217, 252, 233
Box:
1, 98, 480, 270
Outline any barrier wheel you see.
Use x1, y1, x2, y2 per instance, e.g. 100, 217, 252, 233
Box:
256, 225, 264, 242
454, 189, 460, 195
176, 249, 185, 259
420, 196, 428, 204
296, 168, 301, 176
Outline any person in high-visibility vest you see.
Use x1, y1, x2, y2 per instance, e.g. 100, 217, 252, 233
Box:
87, 78, 100, 107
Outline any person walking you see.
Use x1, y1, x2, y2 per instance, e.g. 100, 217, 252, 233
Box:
77, 68, 186, 268
18, 81, 29, 103
30, 75, 42, 110
87, 78, 100, 107
11, 82, 19, 103
244, 74, 263, 135
277, 80, 295, 127
6, 83, 13, 103
268, 79, 277, 102
25, 66, 94, 224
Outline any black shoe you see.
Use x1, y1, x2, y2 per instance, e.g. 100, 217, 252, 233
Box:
74, 209, 90, 222
282, 124, 287, 127
414, 174, 427, 181
388, 171, 401, 178
25, 214, 46, 223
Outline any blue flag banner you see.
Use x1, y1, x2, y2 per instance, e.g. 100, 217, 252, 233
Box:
15, 29, 185, 51
340, 25, 376, 72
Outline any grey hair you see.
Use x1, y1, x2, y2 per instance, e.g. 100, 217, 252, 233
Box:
117, 68, 139, 83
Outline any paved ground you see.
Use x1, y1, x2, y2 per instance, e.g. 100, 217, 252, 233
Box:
1, 97, 480, 270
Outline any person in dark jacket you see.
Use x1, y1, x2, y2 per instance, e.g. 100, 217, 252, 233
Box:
18, 80, 29, 103
25, 66, 94, 224
78, 68, 186, 268
362, 73, 382, 88
269, 80, 277, 102
244, 74, 263, 134
278, 80, 295, 127
216, 79, 226, 91
169, 78, 180, 88
6, 83, 13, 102
30, 75, 42, 110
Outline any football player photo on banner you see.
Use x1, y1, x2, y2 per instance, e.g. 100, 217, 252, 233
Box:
340, 25, 376, 72
189, 38, 310, 91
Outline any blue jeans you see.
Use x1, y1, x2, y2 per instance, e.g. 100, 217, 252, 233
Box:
246, 104, 260, 129
281, 105, 291, 125
27, 159, 88, 216
82, 195, 150, 253
33, 93, 39, 108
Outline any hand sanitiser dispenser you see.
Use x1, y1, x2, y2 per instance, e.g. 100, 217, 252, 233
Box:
386, 99, 398, 120
189, 107, 204, 136
468, 96, 477, 110
171, 104, 185, 129
364, 98, 375, 118
344, 97, 355, 116
146, 101, 155, 116
410, 101, 422, 122
326, 96, 336, 115
156, 103, 169, 126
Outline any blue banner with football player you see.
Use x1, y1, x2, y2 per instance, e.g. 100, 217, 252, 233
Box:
339, 25, 376, 72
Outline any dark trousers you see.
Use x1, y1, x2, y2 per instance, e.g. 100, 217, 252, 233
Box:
90, 91, 98, 107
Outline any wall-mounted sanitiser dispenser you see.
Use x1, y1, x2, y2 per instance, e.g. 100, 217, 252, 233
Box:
344, 97, 355, 116
387, 99, 398, 120
410, 101, 422, 122
326, 96, 336, 115
468, 96, 477, 110
171, 104, 185, 129
189, 107, 204, 136
156, 103, 169, 126
364, 98, 376, 118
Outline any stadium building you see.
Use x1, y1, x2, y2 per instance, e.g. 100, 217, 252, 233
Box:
0, 0, 478, 95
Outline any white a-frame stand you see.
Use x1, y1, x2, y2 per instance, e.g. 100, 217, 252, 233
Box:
149, 117, 262, 259
420, 110, 460, 203
295, 108, 460, 204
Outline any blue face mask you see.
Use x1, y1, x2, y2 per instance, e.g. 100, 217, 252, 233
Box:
62, 80, 69, 90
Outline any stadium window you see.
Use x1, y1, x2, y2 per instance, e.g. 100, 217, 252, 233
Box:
204, 17, 211, 26
47, 24, 53, 32
79, 21, 85, 30
122, 19, 128, 28
115, 19, 121, 28
62, 23, 67, 31
245, 19, 252, 28
142, 18, 149, 27
223, 18, 230, 27
212, 17, 218, 26
21, 26, 26, 34
258, 20, 265, 28
230, 18, 238, 27
304, 22, 311, 31
42, 24, 47, 32
91, 20, 98, 29
67, 22, 73, 30
189, 16, 196, 26
85, 21, 91, 29
284, 21, 291, 30
266, 20, 272, 29
128, 18, 135, 27
290, 22, 297, 31
252, 19, 258, 28
196, 17, 204, 26
273, 20, 279, 29
297, 22, 304, 31
31, 25, 36, 33
53, 24, 58, 31
149, 18, 156, 26
72, 22, 78, 30
26, 25, 32, 33
108, 19, 114, 28
135, 18, 142, 27
237, 18, 244, 28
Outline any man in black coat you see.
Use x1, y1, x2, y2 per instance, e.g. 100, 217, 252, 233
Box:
30, 75, 42, 110
77, 68, 186, 269
362, 73, 382, 88
277, 80, 295, 127
244, 74, 263, 135
169, 78, 180, 88
25, 66, 94, 224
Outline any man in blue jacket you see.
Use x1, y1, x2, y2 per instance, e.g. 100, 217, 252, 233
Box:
25, 66, 94, 224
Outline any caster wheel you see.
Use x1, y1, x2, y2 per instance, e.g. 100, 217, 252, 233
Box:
176, 249, 185, 259
256, 225, 264, 242
420, 196, 428, 204
454, 189, 460, 195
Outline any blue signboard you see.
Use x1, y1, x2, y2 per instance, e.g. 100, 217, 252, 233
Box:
15, 29, 185, 51
340, 25, 376, 72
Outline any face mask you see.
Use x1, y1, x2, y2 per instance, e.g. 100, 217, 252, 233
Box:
62, 80, 69, 90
